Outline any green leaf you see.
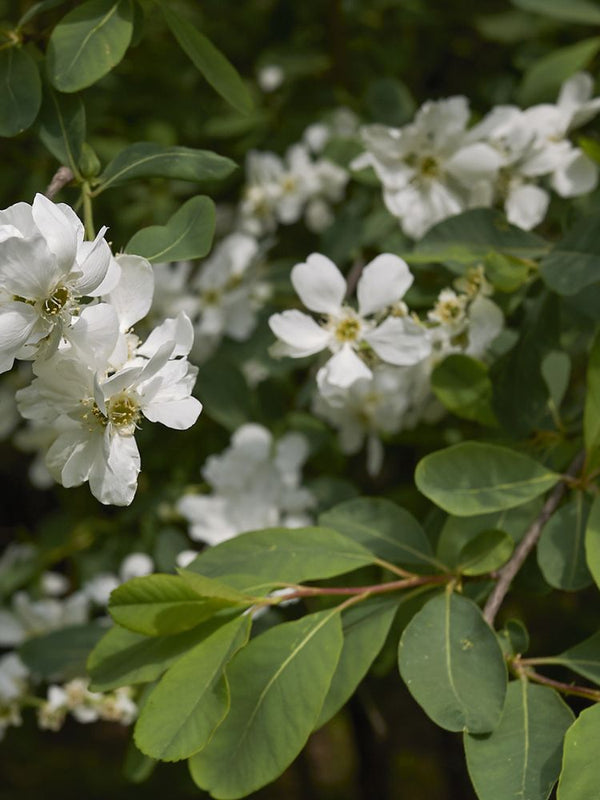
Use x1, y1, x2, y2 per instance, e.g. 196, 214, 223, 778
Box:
126, 196, 215, 263
96, 142, 236, 192
47, 0, 134, 92
189, 608, 343, 799
518, 38, 600, 106
498, 619, 530, 657
538, 494, 593, 591
19, 622, 105, 680
160, 4, 252, 115
108, 574, 245, 636
483, 252, 533, 292
398, 592, 507, 733
542, 351, 571, 410
541, 212, 600, 296
316, 595, 401, 728
431, 355, 498, 427
558, 704, 600, 800
134, 615, 251, 762
177, 570, 260, 605
415, 442, 559, 516
365, 77, 416, 127
319, 497, 437, 567
123, 740, 156, 784
585, 494, 600, 589
37, 87, 85, 173
511, 0, 600, 25
408, 209, 548, 268
87, 618, 235, 692
492, 292, 560, 437
194, 357, 255, 431
17, 0, 69, 28
584, 330, 600, 471
0, 47, 42, 137
458, 530, 514, 576
185, 526, 377, 591
437, 498, 543, 567
465, 681, 574, 800
549, 630, 600, 686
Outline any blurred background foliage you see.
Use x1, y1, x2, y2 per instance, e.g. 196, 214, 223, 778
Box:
1, 0, 600, 797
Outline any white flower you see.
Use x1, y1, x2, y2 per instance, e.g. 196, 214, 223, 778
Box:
0, 194, 113, 372
177, 423, 315, 546
355, 97, 503, 238
17, 312, 202, 506
0, 591, 89, 647
0, 653, 29, 705
257, 64, 284, 92
269, 253, 431, 387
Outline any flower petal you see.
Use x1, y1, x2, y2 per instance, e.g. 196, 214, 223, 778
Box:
89, 431, 140, 506
291, 253, 346, 313
105, 254, 154, 329
31, 194, 78, 275
269, 309, 332, 356
317, 344, 372, 388
505, 183, 549, 230
357, 254, 413, 316
365, 317, 432, 366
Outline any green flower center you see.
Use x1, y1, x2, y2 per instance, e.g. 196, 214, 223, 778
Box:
42, 285, 70, 317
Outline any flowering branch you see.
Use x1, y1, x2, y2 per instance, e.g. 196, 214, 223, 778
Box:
483, 450, 586, 626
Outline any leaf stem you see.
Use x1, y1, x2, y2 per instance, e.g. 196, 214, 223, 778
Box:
82, 182, 95, 240
512, 658, 600, 703
278, 573, 448, 603
482, 450, 585, 626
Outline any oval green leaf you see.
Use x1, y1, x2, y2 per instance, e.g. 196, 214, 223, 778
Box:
189, 608, 343, 799
548, 630, 600, 686
96, 142, 236, 192
37, 87, 85, 173
0, 46, 41, 137
316, 595, 400, 728
538, 494, 593, 591
431, 355, 498, 426
319, 497, 437, 567
108, 574, 245, 636
134, 615, 251, 762
541, 212, 600, 297
19, 622, 105, 680
47, 0, 134, 92
184, 526, 377, 591
398, 592, 507, 733
458, 529, 514, 576
415, 442, 559, 516
557, 704, 600, 800
585, 494, 600, 590
126, 196, 215, 263
584, 331, 600, 472
511, 0, 600, 25
87, 618, 234, 692
518, 37, 600, 106
160, 4, 252, 115
465, 681, 574, 800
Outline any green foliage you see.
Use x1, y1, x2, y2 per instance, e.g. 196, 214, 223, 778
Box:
37, 87, 86, 175
126, 196, 216, 262
319, 497, 437, 567
541, 212, 600, 297
537, 494, 593, 591
46, 0, 134, 92
19, 622, 106, 680
558, 704, 600, 800
159, 3, 253, 115
431, 355, 497, 427
96, 143, 236, 193
465, 681, 574, 800
0, 46, 41, 137
415, 442, 559, 516
511, 0, 600, 25
189, 609, 344, 799
398, 592, 507, 733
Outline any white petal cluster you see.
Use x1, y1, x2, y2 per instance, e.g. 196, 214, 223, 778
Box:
269, 252, 431, 389
355, 73, 600, 237
239, 144, 349, 235
38, 679, 137, 731
176, 423, 315, 549
0, 195, 202, 506
272, 257, 502, 474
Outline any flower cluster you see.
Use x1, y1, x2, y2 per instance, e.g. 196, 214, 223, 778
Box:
38, 679, 136, 732
270, 255, 502, 474
354, 72, 600, 237
176, 423, 315, 552
0, 194, 202, 506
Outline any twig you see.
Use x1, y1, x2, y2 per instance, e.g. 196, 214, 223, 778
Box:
277, 573, 448, 603
45, 167, 74, 199
483, 450, 585, 626
512, 658, 600, 703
